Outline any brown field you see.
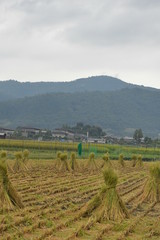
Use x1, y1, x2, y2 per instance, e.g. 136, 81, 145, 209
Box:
0, 159, 160, 240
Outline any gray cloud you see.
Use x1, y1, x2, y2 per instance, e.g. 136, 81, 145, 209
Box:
2, 0, 160, 45
0, 0, 160, 87
64, 0, 160, 46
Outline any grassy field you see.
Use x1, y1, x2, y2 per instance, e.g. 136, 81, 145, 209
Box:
1, 157, 160, 240
0, 139, 160, 160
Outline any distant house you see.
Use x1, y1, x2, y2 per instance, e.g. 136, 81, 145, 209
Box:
52, 129, 86, 141
41, 130, 47, 134
87, 137, 105, 144
123, 136, 134, 143
0, 127, 14, 137
104, 135, 120, 144
17, 126, 41, 137
52, 129, 75, 140
74, 133, 86, 141
0, 133, 6, 139
52, 130, 66, 139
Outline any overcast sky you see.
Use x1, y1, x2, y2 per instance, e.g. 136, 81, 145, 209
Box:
0, 0, 160, 88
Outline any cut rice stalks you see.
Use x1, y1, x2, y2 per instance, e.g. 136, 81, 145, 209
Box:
118, 153, 125, 167
70, 152, 80, 171
13, 152, 28, 172
131, 154, 137, 167
0, 161, 24, 210
79, 168, 129, 222
23, 149, 31, 169
0, 150, 13, 173
136, 154, 143, 168
59, 153, 72, 172
86, 152, 98, 172
23, 149, 30, 165
0, 150, 7, 161
142, 164, 160, 203
55, 151, 62, 170
102, 153, 112, 169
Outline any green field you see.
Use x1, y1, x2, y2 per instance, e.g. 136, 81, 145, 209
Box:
0, 139, 160, 161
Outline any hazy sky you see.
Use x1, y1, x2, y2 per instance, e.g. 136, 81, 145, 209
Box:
0, 0, 160, 88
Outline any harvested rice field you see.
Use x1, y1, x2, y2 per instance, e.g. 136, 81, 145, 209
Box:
1, 158, 160, 240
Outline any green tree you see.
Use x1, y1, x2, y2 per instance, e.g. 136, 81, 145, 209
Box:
133, 129, 143, 144
144, 136, 152, 145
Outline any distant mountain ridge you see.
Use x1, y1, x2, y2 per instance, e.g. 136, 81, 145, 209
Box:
0, 87, 160, 137
0, 75, 157, 102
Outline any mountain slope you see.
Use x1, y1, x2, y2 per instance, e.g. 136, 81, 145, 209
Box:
0, 88, 160, 137
0, 75, 147, 102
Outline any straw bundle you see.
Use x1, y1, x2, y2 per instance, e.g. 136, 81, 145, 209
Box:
102, 153, 112, 169
59, 153, 72, 172
131, 154, 137, 167
86, 152, 98, 172
0, 150, 7, 160
0, 161, 23, 210
0, 150, 13, 172
142, 164, 160, 203
70, 152, 80, 171
23, 149, 29, 164
13, 152, 28, 172
118, 153, 125, 167
80, 168, 129, 221
136, 154, 143, 167
55, 151, 62, 170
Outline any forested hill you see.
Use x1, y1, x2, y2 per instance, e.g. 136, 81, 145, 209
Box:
0, 87, 160, 137
0, 75, 154, 102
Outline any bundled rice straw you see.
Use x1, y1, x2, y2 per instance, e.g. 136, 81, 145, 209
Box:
0, 150, 7, 160
13, 152, 28, 172
0, 161, 24, 210
80, 168, 129, 221
102, 153, 112, 169
118, 153, 125, 167
131, 154, 137, 167
70, 152, 80, 171
86, 152, 98, 172
142, 164, 160, 203
59, 153, 72, 172
0, 150, 13, 172
23, 149, 30, 164
136, 154, 143, 167
55, 151, 62, 170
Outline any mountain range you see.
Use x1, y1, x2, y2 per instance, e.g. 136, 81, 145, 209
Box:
0, 75, 159, 137
0, 75, 155, 102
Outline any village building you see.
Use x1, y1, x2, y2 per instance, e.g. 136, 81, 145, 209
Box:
16, 126, 41, 138
0, 132, 6, 139
52, 129, 86, 141
0, 127, 14, 137
87, 137, 106, 144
